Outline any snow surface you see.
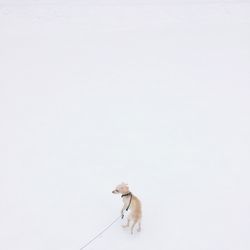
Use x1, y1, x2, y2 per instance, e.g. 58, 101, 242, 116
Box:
0, 1, 250, 250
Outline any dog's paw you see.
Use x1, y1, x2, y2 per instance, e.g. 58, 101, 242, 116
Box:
122, 224, 129, 228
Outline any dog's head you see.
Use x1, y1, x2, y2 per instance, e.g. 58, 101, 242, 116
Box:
112, 182, 129, 195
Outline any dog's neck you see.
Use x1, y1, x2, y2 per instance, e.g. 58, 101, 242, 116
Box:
121, 192, 132, 198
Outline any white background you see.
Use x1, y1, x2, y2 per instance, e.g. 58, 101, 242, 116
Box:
0, 1, 250, 250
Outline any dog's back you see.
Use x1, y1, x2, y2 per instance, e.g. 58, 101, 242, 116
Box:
130, 194, 142, 220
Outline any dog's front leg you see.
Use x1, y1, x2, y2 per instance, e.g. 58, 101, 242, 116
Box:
122, 218, 130, 228
121, 204, 126, 219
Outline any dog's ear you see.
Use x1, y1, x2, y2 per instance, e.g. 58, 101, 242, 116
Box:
122, 182, 128, 186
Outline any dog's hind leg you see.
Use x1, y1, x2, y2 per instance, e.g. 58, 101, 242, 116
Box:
130, 219, 138, 234
137, 221, 141, 232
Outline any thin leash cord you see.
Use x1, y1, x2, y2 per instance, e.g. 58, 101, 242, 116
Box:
79, 215, 121, 250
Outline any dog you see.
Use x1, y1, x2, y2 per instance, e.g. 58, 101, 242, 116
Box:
112, 182, 142, 234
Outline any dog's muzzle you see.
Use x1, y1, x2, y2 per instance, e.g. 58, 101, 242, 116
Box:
112, 189, 119, 194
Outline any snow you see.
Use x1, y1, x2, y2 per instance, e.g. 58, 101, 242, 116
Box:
0, 1, 250, 250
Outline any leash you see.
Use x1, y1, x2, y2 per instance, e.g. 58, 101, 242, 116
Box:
121, 192, 133, 218
121, 192, 133, 211
79, 215, 121, 250
80, 194, 133, 249
126, 193, 133, 211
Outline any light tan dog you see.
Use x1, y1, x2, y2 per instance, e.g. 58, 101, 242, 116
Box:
112, 183, 142, 234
